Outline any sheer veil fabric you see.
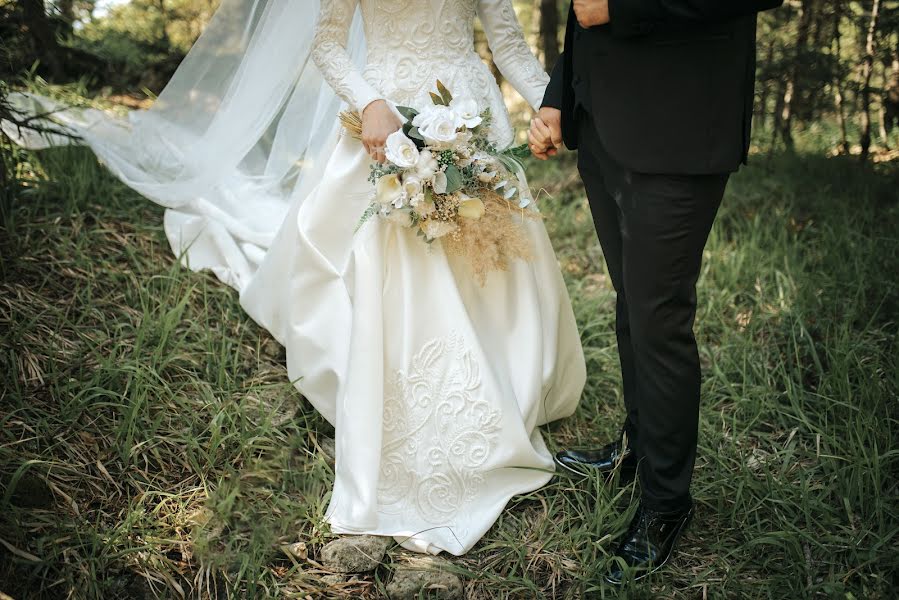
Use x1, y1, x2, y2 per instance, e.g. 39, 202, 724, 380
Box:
6, 0, 588, 556
4, 0, 364, 292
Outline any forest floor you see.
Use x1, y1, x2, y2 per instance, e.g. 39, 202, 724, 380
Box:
1, 108, 898, 598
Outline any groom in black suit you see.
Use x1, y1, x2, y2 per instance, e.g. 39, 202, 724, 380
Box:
529, 0, 783, 584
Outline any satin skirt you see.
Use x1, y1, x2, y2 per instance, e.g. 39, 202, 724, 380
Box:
237, 132, 586, 555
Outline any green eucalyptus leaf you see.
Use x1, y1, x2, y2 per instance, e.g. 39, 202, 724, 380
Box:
503, 143, 531, 160
354, 203, 379, 233
444, 165, 464, 194
396, 105, 419, 122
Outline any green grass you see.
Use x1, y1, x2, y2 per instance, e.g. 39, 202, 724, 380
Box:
1, 122, 897, 598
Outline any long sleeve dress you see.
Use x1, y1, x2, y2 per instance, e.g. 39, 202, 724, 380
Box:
238, 0, 587, 556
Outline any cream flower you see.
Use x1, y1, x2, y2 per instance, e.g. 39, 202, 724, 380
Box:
458, 195, 486, 220
450, 96, 482, 128
384, 130, 419, 168
402, 174, 423, 199
376, 173, 404, 207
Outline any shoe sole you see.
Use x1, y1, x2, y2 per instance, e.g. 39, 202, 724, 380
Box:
604, 506, 695, 585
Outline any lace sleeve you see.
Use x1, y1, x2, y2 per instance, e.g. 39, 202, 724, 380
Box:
311, 0, 382, 113
477, 0, 551, 112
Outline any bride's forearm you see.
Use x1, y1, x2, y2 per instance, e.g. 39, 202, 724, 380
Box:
311, 0, 382, 112
477, 0, 551, 112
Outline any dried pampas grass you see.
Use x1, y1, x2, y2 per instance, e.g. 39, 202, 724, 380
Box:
440, 190, 543, 285
339, 110, 363, 139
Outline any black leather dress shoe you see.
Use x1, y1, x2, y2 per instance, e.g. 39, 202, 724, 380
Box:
553, 439, 637, 480
604, 501, 695, 585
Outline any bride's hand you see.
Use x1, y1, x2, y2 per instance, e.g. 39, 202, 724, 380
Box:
362, 99, 403, 163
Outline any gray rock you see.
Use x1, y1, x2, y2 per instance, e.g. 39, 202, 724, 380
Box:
386, 556, 463, 600
320, 535, 391, 573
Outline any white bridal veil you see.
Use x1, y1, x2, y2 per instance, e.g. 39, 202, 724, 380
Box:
3, 0, 364, 291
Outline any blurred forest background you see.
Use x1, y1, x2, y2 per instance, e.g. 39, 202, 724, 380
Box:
2, 0, 899, 159
1, 2, 897, 599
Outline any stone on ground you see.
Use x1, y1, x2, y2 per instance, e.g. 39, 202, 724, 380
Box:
320, 535, 391, 573
386, 555, 463, 600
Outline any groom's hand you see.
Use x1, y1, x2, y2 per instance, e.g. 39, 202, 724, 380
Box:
529, 107, 563, 160
573, 0, 610, 28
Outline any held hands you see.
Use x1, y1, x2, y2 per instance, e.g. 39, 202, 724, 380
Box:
573, 0, 610, 28
528, 107, 563, 160
362, 99, 403, 163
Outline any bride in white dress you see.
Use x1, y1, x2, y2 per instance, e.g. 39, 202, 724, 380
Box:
4, 0, 586, 556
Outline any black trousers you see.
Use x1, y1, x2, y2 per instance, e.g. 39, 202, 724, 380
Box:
575, 108, 729, 513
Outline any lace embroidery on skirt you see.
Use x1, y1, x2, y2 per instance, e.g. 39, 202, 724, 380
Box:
377, 333, 501, 530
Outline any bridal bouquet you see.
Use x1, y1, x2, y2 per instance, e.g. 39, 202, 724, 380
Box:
340, 81, 540, 282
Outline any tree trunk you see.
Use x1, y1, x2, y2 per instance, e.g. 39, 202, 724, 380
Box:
780, 0, 816, 149
20, 0, 63, 79
859, 0, 882, 162
884, 44, 899, 138
757, 42, 775, 129
539, 0, 560, 70
780, 79, 796, 147
878, 59, 890, 149
832, 0, 850, 154
771, 77, 787, 151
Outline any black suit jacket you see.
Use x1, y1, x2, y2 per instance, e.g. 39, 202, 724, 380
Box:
543, 0, 783, 174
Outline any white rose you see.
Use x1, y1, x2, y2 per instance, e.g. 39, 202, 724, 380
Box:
450, 96, 482, 128
414, 150, 439, 179
384, 130, 419, 168
402, 174, 423, 199
420, 119, 461, 146
415, 106, 463, 146
411, 105, 448, 129
376, 173, 404, 207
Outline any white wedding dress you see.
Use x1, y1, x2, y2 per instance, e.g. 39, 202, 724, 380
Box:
4, 0, 586, 556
